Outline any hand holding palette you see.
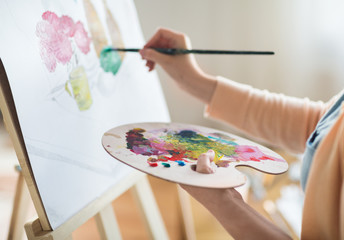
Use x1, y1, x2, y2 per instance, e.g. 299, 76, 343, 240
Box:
102, 122, 288, 188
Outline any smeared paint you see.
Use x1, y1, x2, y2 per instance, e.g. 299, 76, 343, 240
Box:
214, 154, 231, 167
104, 132, 121, 138
234, 145, 283, 162
208, 134, 238, 146
125, 128, 284, 168
126, 128, 235, 162
213, 154, 223, 165
100, 47, 122, 75
36, 11, 91, 72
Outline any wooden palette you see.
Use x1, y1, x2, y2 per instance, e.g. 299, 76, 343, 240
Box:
102, 122, 288, 188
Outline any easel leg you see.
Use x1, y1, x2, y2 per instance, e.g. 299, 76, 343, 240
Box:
131, 175, 169, 240
177, 186, 196, 240
8, 170, 31, 240
95, 204, 122, 240
25, 218, 73, 240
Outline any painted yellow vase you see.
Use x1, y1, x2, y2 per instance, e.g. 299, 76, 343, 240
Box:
65, 66, 93, 111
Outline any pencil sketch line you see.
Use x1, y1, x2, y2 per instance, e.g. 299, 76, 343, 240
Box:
26, 144, 117, 177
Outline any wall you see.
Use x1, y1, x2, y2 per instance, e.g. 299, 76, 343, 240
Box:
134, 0, 344, 139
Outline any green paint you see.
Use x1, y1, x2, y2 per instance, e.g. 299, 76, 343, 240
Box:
100, 46, 122, 75
162, 130, 236, 160
162, 162, 171, 168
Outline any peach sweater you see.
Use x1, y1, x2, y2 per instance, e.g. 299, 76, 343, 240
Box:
205, 76, 344, 239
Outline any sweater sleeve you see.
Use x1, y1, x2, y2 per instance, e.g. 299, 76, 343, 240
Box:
300, 103, 344, 239
204, 76, 332, 153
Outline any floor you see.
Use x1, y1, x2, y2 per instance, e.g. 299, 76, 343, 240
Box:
0, 120, 302, 240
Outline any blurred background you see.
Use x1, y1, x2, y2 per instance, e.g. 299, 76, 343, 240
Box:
2, 0, 344, 239
135, 0, 344, 130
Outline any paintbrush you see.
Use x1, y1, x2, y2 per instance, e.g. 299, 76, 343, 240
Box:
101, 46, 274, 55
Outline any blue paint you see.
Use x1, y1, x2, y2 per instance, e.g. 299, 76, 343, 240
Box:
176, 161, 186, 166
208, 136, 238, 145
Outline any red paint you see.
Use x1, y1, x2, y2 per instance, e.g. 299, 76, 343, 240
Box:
259, 156, 273, 160
245, 147, 255, 153
148, 162, 158, 167
249, 157, 260, 162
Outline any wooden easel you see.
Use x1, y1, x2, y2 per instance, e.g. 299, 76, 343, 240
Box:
7, 166, 32, 240
7, 171, 196, 240
0, 59, 174, 239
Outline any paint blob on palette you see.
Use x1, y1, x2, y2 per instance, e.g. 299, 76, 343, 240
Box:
102, 122, 288, 188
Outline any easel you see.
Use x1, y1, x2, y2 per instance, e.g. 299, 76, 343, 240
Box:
0, 58, 179, 240
7, 171, 196, 240
7, 166, 32, 240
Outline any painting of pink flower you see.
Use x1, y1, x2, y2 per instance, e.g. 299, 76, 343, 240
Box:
74, 21, 92, 54
36, 11, 91, 72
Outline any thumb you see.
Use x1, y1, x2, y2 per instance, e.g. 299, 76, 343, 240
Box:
140, 48, 171, 65
196, 150, 216, 174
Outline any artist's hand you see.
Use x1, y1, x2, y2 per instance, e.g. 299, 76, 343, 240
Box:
181, 150, 292, 239
140, 28, 217, 104
181, 149, 243, 206
195, 149, 216, 173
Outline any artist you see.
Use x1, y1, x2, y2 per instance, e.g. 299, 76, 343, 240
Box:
140, 28, 344, 239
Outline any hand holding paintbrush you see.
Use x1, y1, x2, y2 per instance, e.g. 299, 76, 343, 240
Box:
134, 28, 273, 104
140, 28, 221, 103
101, 27, 274, 102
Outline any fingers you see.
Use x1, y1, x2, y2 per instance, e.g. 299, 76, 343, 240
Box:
140, 48, 172, 71
141, 28, 191, 72
144, 27, 187, 49
145, 60, 155, 72
196, 149, 216, 174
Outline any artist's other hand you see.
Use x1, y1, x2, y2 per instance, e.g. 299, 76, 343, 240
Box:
180, 152, 291, 240
140, 28, 217, 104
195, 149, 216, 173
181, 149, 243, 207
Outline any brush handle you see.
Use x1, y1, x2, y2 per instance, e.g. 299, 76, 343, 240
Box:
107, 48, 274, 55
155, 48, 274, 55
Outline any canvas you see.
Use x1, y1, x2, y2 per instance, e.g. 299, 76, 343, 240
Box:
0, 0, 169, 229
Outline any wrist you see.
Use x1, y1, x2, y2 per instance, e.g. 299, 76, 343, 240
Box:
200, 188, 244, 215
181, 71, 217, 104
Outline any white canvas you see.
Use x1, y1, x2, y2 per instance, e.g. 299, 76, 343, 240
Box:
0, 0, 170, 229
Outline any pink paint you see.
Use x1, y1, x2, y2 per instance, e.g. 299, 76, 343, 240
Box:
42, 11, 59, 24
74, 21, 91, 54
233, 145, 284, 162
36, 11, 91, 72
149, 138, 174, 152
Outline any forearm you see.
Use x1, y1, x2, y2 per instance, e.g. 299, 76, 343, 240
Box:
205, 189, 292, 240
181, 148, 291, 239
179, 71, 217, 104
205, 76, 327, 153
